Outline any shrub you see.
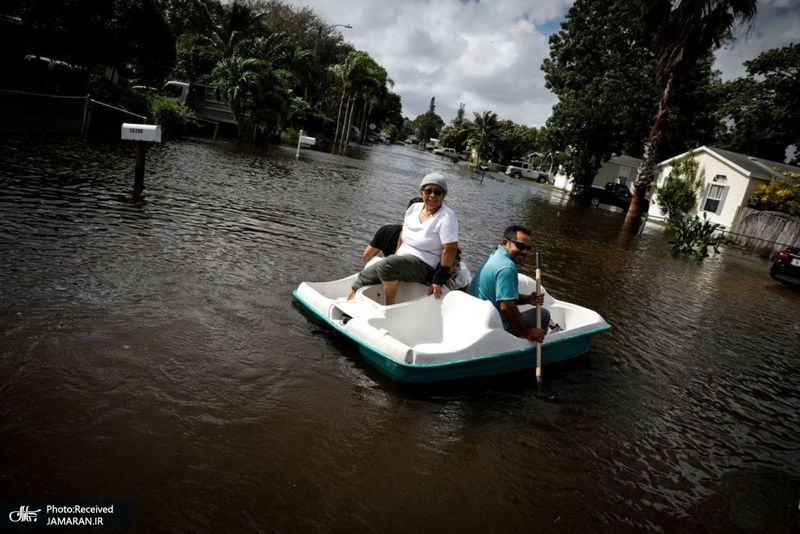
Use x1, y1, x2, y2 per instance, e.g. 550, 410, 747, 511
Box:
749, 173, 800, 217
149, 95, 195, 139
656, 152, 704, 221
281, 127, 300, 146
118, 87, 151, 118
669, 213, 721, 259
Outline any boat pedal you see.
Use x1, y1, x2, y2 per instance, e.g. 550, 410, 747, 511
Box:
342, 314, 352, 325
549, 321, 563, 333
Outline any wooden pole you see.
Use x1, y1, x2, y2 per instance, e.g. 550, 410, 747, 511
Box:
134, 141, 146, 195
296, 129, 303, 159
535, 251, 542, 390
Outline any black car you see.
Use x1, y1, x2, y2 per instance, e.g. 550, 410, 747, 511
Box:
572, 182, 649, 211
770, 247, 800, 289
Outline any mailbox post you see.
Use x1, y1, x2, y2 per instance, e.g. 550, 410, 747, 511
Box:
121, 123, 162, 196
295, 129, 316, 159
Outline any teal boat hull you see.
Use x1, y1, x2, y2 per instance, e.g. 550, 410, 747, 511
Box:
293, 290, 610, 384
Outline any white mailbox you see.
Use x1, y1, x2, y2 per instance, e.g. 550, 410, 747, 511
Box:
121, 123, 162, 143
299, 135, 316, 147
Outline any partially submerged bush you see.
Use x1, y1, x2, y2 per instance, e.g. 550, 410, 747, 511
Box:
670, 213, 721, 258
150, 95, 195, 139
281, 127, 300, 146
656, 152, 703, 221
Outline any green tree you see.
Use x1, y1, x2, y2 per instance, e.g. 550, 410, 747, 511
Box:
657, 52, 722, 160
749, 171, 800, 217
462, 110, 499, 164
494, 121, 542, 165
414, 97, 445, 144
625, 0, 757, 231
196, 0, 267, 58
7, 0, 176, 88
173, 33, 222, 81
655, 152, 704, 221
439, 103, 469, 153
714, 42, 800, 164
370, 91, 404, 137
541, 0, 656, 186
210, 55, 263, 134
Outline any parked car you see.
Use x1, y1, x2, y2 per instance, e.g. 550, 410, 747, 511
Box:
434, 147, 458, 158
572, 182, 649, 211
505, 161, 553, 183
769, 247, 800, 289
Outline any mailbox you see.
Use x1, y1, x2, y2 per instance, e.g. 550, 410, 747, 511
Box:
299, 135, 316, 147
121, 123, 162, 143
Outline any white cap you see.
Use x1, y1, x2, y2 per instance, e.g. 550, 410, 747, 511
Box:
419, 172, 447, 193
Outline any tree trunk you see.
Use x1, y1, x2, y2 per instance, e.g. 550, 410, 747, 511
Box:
338, 97, 350, 154
331, 90, 346, 153
624, 70, 676, 232
341, 96, 355, 154
359, 100, 368, 144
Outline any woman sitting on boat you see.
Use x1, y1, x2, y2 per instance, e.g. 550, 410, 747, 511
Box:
349, 172, 459, 305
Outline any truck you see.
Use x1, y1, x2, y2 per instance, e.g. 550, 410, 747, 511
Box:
572, 182, 650, 211
504, 161, 553, 184
433, 147, 458, 158
162, 81, 237, 127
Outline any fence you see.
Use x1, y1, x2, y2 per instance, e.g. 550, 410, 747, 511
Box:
723, 206, 800, 258
0, 89, 145, 137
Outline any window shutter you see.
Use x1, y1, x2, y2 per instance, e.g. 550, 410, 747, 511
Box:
716, 186, 728, 215
700, 184, 711, 212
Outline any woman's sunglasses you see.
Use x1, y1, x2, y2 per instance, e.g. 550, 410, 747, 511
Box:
421, 187, 444, 196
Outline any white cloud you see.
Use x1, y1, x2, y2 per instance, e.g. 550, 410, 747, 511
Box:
714, 1, 800, 80
286, 0, 799, 127
286, 0, 570, 126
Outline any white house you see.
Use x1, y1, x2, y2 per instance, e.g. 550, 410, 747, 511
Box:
647, 146, 800, 229
552, 154, 642, 191
591, 154, 642, 190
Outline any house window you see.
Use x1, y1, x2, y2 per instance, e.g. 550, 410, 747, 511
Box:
703, 184, 727, 214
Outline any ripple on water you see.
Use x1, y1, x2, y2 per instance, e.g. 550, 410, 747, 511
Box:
1, 135, 799, 530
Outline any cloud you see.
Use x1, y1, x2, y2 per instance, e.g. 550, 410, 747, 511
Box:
286, 0, 571, 126
714, 1, 800, 80
286, 0, 798, 128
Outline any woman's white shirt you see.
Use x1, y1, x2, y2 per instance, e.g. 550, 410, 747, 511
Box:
396, 202, 458, 268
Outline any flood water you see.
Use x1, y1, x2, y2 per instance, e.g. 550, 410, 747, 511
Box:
2, 134, 799, 532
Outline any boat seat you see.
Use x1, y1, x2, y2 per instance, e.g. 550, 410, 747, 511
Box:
366, 295, 444, 346
412, 291, 530, 363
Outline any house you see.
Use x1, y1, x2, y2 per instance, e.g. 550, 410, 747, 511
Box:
591, 154, 642, 190
647, 146, 800, 229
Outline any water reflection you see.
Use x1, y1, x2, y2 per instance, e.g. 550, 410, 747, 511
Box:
1, 134, 799, 531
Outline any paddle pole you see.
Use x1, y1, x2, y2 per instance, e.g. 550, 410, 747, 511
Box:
535, 251, 542, 391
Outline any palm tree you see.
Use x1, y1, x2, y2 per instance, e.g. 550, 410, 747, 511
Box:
210, 55, 264, 135
462, 111, 499, 166
624, 0, 757, 231
197, 0, 267, 58
328, 51, 377, 153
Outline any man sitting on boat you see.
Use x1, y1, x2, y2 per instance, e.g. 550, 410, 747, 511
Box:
469, 225, 550, 343
362, 197, 422, 264
349, 172, 459, 305
447, 248, 471, 290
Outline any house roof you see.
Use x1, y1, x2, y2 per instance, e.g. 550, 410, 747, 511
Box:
658, 146, 800, 181
609, 154, 642, 167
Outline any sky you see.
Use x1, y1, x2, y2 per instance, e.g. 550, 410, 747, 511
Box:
286, 0, 800, 128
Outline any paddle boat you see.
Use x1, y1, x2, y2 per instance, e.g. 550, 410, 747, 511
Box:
293, 263, 611, 384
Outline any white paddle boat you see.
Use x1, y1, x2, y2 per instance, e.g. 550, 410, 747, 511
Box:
293, 264, 611, 383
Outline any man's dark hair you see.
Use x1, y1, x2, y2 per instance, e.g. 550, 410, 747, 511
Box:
504, 225, 532, 241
